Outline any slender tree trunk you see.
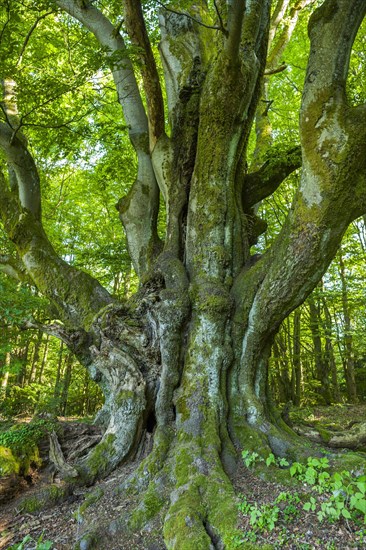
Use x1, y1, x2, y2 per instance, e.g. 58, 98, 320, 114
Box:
28, 330, 43, 383
37, 334, 49, 384
308, 295, 332, 404
322, 296, 341, 402
16, 340, 29, 388
53, 341, 64, 410
1, 352, 11, 396
81, 369, 90, 417
60, 352, 73, 416
292, 309, 302, 406
338, 251, 358, 403
272, 340, 289, 403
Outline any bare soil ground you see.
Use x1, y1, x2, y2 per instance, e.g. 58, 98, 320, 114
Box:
1, 405, 366, 550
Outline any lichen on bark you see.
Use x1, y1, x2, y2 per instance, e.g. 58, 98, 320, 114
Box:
1, 1, 366, 548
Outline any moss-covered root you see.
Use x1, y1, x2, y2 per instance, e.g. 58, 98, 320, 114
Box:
163, 472, 241, 550
18, 483, 72, 513
114, 431, 241, 549
160, 440, 242, 550
116, 427, 173, 495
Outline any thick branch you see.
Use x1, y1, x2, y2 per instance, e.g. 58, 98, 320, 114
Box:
242, 145, 301, 208
123, 0, 165, 147
0, 253, 29, 281
0, 170, 112, 329
0, 122, 41, 219
303, 0, 366, 108
241, 0, 271, 57
268, 0, 314, 69
55, 0, 147, 144
269, 0, 291, 47
22, 319, 92, 360
226, 0, 245, 59
56, 0, 161, 277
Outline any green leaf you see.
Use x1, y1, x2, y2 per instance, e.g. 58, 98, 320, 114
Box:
341, 508, 352, 519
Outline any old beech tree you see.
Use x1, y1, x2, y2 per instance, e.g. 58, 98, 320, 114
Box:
1, 0, 366, 547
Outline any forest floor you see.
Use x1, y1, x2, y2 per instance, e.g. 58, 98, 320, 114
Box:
1, 404, 366, 550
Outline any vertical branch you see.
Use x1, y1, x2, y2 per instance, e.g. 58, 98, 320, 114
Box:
0, 122, 41, 219
123, 0, 165, 148
226, 0, 245, 59
56, 0, 161, 277
252, 0, 313, 169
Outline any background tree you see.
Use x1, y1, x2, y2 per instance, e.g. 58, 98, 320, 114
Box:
0, 0, 365, 547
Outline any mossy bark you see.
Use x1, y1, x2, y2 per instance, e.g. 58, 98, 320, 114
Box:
1, 1, 366, 549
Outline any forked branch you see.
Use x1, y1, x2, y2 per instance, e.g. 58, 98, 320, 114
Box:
241, 145, 301, 208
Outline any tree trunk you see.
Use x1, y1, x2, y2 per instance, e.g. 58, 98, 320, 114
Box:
338, 251, 358, 403
321, 295, 341, 403
292, 309, 302, 406
308, 295, 332, 404
53, 341, 64, 410
28, 330, 43, 384
37, 334, 49, 385
60, 352, 73, 416
0, 1, 365, 548
1, 352, 11, 396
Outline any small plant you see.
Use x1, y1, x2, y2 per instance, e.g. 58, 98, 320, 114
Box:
290, 457, 366, 524
303, 495, 317, 512
0, 418, 55, 455
238, 450, 366, 547
241, 450, 262, 468
7, 533, 53, 550
242, 450, 289, 470
275, 491, 301, 521
229, 530, 257, 547
238, 496, 280, 532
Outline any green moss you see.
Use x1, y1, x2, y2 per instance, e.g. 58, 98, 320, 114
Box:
0, 442, 41, 478
129, 484, 165, 531
146, 427, 173, 476
330, 451, 366, 474
316, 426, 332, 443
205, 476, 240, 547
19, 496, 44, 513
234, 422, 270, 459
163, 485, 211, 550
78, 487, 104, 516
19, 483, 71, 513
115, 390, 135, 408
20, 445, 42, 475
82, 434, 116, 481
0, 446, 20, 475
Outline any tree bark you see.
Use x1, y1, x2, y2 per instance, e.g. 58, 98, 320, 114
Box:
308, 294, 332, 404
321, 295, 341, 402
338, 250, 358, 402
292, 309, 302, 406
0, 1, 365, 548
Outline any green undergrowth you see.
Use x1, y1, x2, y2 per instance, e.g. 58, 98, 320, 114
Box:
235, 450, 366, 547
0, 417, 57, 477
7, 533, 53, 550
0, 418, 57, 455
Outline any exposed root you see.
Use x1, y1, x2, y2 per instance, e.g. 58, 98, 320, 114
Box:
107, 430, 242, 550
293, 421, 366, 451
